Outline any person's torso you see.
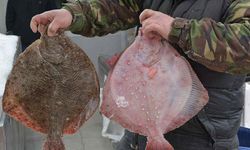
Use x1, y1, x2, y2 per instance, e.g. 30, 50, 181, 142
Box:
12, 0, 55, 45
141, 0, 245, 149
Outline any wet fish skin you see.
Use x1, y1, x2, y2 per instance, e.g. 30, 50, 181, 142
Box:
3, 32, 100, 150
101, 32, 209, 150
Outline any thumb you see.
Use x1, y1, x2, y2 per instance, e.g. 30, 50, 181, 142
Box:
47, 19, 60, 36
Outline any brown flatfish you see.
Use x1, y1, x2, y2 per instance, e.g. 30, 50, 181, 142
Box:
2, 32, 99, 150
101, 31, 209, 150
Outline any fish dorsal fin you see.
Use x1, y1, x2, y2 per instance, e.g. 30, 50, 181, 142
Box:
165, 56, 209, 132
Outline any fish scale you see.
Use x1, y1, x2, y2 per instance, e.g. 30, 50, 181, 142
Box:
2, 32, 100, 150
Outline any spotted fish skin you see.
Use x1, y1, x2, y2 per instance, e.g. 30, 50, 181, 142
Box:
101, 32, 209, 150
2, 32, 100, 150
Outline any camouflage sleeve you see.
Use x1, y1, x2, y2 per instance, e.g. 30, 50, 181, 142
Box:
168, 0, 250, 74
62, 0, 141, 37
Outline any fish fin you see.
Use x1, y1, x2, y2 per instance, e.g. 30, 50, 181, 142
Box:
64, 97, 99, 134
146, 136, 174, 150
179, 56, 209, 118
2, 95, 46, 133
167, 57, 209, 131
43, 136, 65, 150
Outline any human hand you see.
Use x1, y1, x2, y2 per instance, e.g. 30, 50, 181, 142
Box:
30, 9, 73, 36
139, 9, 174, 40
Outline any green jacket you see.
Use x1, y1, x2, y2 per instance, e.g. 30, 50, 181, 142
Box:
63, 0, 250, 74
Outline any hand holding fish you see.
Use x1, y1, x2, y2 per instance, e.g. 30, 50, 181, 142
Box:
30, 9, 73, 36
140, 9, 174, 40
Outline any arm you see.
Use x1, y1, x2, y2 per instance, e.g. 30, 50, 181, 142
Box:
63, 0, 141, 36
168, 0, 250, 74
5, 0, 15, 33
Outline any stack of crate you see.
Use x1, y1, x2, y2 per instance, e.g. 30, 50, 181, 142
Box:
0, 33, 24, 150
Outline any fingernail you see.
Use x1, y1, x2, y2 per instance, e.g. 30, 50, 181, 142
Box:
31, 25, 37, 33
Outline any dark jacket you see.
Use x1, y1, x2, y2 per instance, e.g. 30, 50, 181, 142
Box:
5, 0, 56, 49
142, 0, 246, 149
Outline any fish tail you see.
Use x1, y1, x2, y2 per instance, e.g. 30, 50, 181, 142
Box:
146, 136, 174, 150
43, 136, 65, 150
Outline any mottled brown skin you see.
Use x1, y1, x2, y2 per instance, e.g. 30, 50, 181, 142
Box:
2, 32, 99, 149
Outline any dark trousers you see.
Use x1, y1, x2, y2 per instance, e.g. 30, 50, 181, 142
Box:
116, 115, 239, 150
116, 130, 215, 150
21, 43, 29, 52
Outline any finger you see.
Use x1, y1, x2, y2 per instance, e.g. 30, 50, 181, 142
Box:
38, 24, 46, 34
47, 19, 60, 36
30, 13, 51, 33
139, 9, 155, 23
143, 24, 162, 39
141, 19, 156, 36
145, 31, 161, 40
30, 16, 39, 33
141, 19, 152, 30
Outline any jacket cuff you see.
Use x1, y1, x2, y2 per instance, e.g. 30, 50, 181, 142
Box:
168, 18, 191, 54
62, 1, 90, 34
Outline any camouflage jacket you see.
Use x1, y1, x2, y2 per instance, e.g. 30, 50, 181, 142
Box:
63, 0, 250, 74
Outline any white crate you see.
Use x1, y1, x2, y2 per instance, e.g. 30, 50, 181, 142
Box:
0, 34, 24, 150
244, 83, 250, 128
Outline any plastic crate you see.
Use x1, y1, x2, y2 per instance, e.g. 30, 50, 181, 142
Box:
238, 127, 250, 149
240, 147, 250, 150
